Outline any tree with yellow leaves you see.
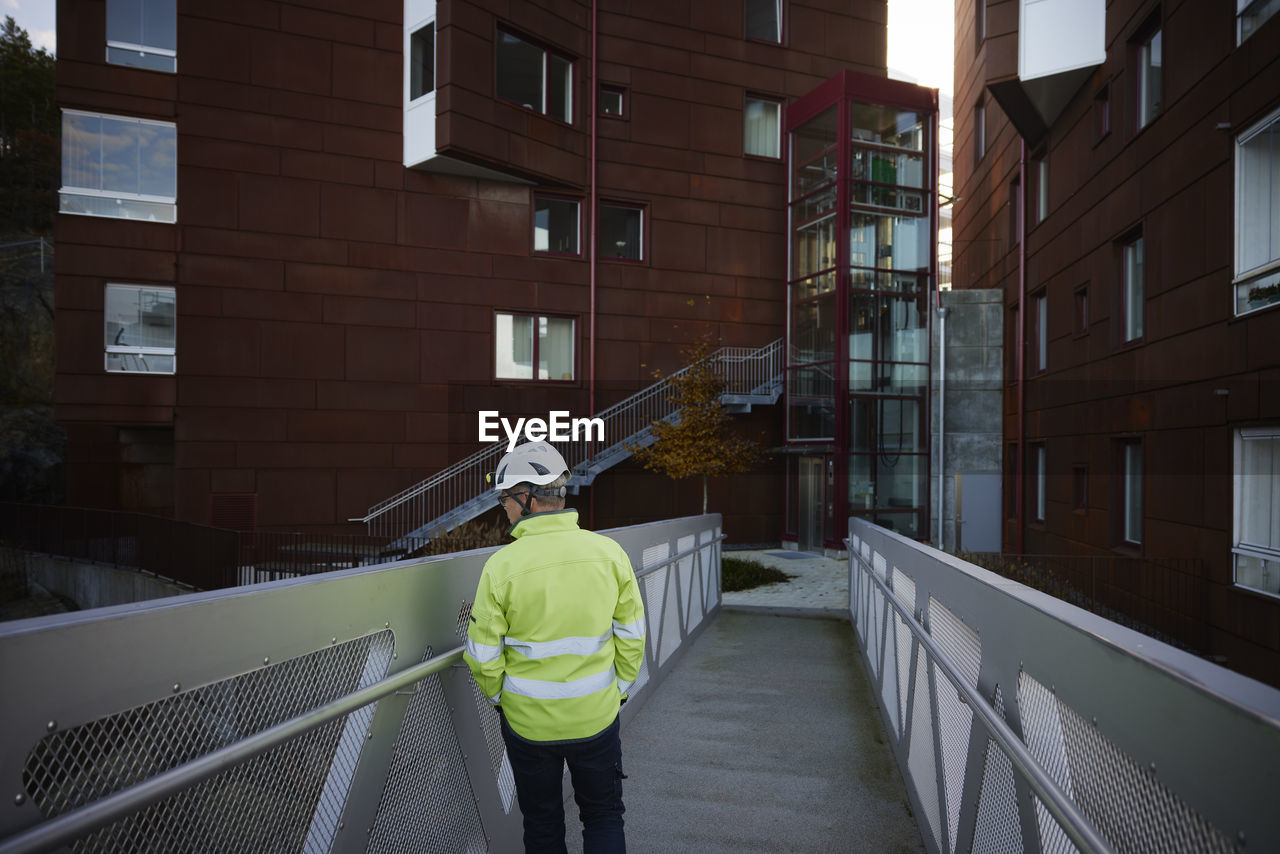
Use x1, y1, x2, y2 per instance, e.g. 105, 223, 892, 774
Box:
628, 336, 761, 514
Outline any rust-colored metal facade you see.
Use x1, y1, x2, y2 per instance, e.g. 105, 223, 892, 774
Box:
954, 0, 1280, 683
53, 0, 888, 545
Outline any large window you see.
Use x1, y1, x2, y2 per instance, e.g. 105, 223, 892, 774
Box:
533, 196, 579, 255
105, 284, 175, 373
1135, 22, 1162, 130
1120, 440, 1143, 546
1121, 234, 1144, 342
745, 0, 782, 42
973, 99, 986, 165
1235, 106, 1280, 315
496, 30, 572, 123
61, 110, 177, 223
744, 95, 782, 159
1032, 443, 1046, 522
1238, 0, 1280, 43
410, 23, 435, 100
107, 0, 176, 72
1033, 291, 1047, 373
598, 203, 644, 261
495, 313, 575, 381
1235, 428, 1280, 596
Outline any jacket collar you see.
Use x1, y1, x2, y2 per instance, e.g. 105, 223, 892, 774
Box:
508, 509, 580, 539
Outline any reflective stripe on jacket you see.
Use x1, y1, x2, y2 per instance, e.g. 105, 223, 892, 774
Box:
463, 509, 647, 742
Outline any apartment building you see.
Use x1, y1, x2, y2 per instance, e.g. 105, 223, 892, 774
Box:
54, 0, 940, 551
953, 0, 1280, 681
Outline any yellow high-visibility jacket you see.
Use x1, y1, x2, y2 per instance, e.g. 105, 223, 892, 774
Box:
463, 509, 647, 742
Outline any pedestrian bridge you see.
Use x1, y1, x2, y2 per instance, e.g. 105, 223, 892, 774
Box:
0, 516, 1277, 853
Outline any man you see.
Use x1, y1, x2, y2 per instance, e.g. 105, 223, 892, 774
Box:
463, 441, 646, 853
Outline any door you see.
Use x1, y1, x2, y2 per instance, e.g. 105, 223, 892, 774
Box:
799, 456, 824, 551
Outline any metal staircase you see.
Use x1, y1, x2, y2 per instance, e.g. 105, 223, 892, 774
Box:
354, 339, 783, 550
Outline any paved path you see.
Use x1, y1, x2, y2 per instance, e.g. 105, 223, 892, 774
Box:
567, 608, 924, 853
721, 548, 850, 614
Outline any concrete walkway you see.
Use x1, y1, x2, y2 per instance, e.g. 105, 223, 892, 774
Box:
568, 608, 924, 853
721, 549, 851, 614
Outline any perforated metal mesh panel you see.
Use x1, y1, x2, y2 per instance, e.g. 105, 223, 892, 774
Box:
468, 681, 516, 816
368, 649, 486, 854
907, 648, 942, 851
929, 598, 982, 851
892, 567, 915, 615
895, 612, 914, 737
1033, 675, 1239, 854
972, 686, 1023, 854
22, 630, 394, 854
1018, 672, 1078, 854
678, 534, 702, 633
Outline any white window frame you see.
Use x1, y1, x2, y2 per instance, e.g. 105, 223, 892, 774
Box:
744, 94, 782, 159
1233, 427, 1280, 597
494, 311, 576, 382
105, 284, 176, 374
1122, 234, 1144, 342
1233, 105, 1280, 316
106, 0, 177, 72
60, 109, 177, 223
496, 29, 574, 124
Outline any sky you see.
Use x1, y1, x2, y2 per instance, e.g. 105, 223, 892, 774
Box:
9, 0, 955, 99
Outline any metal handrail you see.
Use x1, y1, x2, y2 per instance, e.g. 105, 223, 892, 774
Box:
0, 533, 725, 854
353, 339, 782, 539
849, 539, 1116, 854
0, 647, 465, 854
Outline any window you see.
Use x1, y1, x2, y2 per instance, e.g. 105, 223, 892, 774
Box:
495, 313, 575, 381
975, 0, 986, 47
1239, 0, 1280, 44
600, 85, 626, 118
1009, 175, 1022, 247
533, 196, 580, 255
410, 23, 435, 100
1120, 440, 1143, 546
1121, 234, 1144, 342
1033, 151, 1049, 224
105, 284, 175, 373
1033, 291, 1047, 373
1094, 84, 1111, 140
973, 99, 986, 166
106, 0, 176, 72
1234, 428, 1280, 596
1135, 22, 1162, 130
744, 95, 782, 158
1072, 464, 1088, 512
61, 110, 177, 223
1234, 106, 1280, 315
496, 30, 572, 123
1032, 443, 1047, 522
1073, 284, 1090, 336
745, 0, 782, 42
598, 203, 643, 261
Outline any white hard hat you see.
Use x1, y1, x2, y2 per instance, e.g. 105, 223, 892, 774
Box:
487, 441, 569, 493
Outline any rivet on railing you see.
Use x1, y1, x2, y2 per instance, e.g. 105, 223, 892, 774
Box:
338, 822, 344, 830
366, 731, 373, 739
45, 720, 55, 732
263, 657, 270, 665
331, 637, 337, 644
1149, 762, 1157, 773
172, 683, 181, 693
385, 622, 390, 629
1238, 831, 1247, 845
13, 793, 25, 806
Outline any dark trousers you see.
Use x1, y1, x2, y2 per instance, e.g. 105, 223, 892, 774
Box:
500, 714, 626, 854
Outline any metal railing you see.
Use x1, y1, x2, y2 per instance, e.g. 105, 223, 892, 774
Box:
848, 518, 1280, 854
355, 338, 782, 543
0, 504, 428, 591
0, 513, 723, 853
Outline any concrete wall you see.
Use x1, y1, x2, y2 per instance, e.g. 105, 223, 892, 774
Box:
22, 552, 193, 611
930, 288, 1003, 552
